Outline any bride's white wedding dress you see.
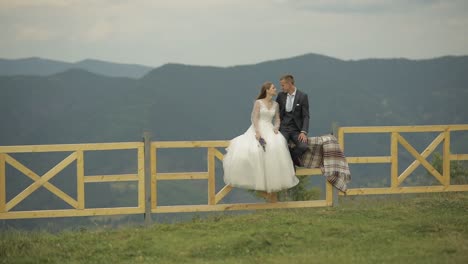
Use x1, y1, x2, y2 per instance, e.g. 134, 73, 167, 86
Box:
223, 99, 299, 192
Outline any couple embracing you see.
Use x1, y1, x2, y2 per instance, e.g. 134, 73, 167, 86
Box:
223, 75, 309, 193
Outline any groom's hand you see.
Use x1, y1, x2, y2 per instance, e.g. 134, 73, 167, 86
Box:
298, 132, 308, 143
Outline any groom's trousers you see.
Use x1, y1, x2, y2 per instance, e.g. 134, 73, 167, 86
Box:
280, 129, 308, 166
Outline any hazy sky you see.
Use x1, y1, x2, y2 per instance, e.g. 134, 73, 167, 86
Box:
1, 0, 467, 67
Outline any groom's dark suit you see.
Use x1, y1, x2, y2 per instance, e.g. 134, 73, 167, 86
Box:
276, 88, 310, 166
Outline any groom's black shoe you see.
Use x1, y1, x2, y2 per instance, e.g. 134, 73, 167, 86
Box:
292, 156, 303, 168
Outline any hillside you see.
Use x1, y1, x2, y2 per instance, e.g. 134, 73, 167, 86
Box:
1, 193, 467, 263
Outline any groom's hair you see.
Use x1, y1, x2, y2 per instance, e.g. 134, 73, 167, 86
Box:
280, 74, 295, 85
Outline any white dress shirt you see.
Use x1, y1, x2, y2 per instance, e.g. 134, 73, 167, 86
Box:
286, 88, 296, 112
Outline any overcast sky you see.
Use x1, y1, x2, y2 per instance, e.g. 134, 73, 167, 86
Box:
1, 0, 467, 67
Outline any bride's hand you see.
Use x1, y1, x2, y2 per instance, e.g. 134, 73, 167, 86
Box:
255, 132, 261, 140
274, 129, 279, 134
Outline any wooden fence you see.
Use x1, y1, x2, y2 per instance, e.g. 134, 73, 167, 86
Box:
338, 124, 468, 195
0, 143, 145, 219
150, 141, 330, 215
1, 124, 467, 220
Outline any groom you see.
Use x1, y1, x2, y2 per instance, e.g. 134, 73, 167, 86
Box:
276, 74, 310, 167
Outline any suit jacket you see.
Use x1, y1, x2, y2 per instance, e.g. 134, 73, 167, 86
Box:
275, 89, 310, 134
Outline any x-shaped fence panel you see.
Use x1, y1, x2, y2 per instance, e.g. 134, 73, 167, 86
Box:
339, 125, 468, 195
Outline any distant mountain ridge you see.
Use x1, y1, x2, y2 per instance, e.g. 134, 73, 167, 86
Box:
0, 57, 153, 78
1, 52, 467, 143
1, 53, 467, 228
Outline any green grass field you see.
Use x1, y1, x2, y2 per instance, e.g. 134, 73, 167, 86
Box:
1, 192, 467, 264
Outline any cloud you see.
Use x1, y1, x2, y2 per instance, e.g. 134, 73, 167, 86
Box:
275, 0, 443, 14
15, 26, 57, 41
0, 0, 467, 66
82, 20, 114, 42
0, 0, 74, 9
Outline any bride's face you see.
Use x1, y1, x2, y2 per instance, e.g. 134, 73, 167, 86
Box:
267, 84, 277, 96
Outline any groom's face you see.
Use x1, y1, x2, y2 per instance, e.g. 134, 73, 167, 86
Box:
280, 79, 293, 93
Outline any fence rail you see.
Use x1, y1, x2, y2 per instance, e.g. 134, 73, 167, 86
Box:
1, 124, 467, 220
0, 142, 145, 219
150, 141, 329, 215
338, 124, 468, 195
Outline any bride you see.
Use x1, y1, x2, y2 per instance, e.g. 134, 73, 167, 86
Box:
223, 82, 299, 193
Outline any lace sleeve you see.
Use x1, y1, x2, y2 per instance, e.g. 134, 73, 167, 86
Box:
251, 100, 261, 134
274, 102, 280, 130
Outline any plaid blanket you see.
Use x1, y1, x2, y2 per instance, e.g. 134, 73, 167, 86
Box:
301, 134, 351, 193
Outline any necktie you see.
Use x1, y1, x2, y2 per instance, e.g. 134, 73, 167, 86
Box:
286, 94, 294, 112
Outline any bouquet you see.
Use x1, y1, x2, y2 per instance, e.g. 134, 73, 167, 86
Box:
258, 137, 266, 152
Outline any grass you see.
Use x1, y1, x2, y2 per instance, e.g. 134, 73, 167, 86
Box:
1, 192, 467, 264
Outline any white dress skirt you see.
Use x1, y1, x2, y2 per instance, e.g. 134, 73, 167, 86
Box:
223, 100, 299, 193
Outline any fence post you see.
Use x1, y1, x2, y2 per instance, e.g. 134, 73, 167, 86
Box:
332, 187, 339, 207
207, 147, 216, 205
0, 153, 5, 213
331, 122, 338, 136
443, 129, 451, 186
391, 132, 399, 188
76, 151, 85, 210
332, 122, 340, 207
143, 132, 153, 226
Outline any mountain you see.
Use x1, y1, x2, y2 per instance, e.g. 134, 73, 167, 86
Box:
1, 53, 467, 228
74, 59, 153, 79
0, 57, 70, 76
0, 57, 153, 78
2, 53, 468, 170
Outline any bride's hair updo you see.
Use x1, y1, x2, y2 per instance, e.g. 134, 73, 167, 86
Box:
256, 82, 273, 100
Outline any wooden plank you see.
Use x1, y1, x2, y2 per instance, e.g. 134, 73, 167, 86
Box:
151, 146, 157, 209
338, 127, 345, 151
340, 124, 468, 133
137, 146, 145, 210
343, 185, 468, 195
391, 132, 399, 188
0, 207, 144, 220
156, 172, 209, 180
342, 126, 442, 133
325, 181, 333, 206
143, 133, 153, 225
295, 168, 322, 176
446, 185, 468, 192
76, 150, 84, 209
397, 134, 445, 185
207, 148, 216, 205
4, 154, 39, 181
0, 142, 143, 153
5, 152, 77, 211
346, 156, 392, 163
446, 124, 468, 131
152, 200, 329, 213
84, 174, 139, 183
443, 130, 451, 186
215, 185, 233, 204
5, 153, 78, 209
398, 132, 445, 184
151, 141, 230, 148
214, 148, 225, 161
0, 154, 5, 212
450, 154, 468, 160
37, 184, 78, 209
